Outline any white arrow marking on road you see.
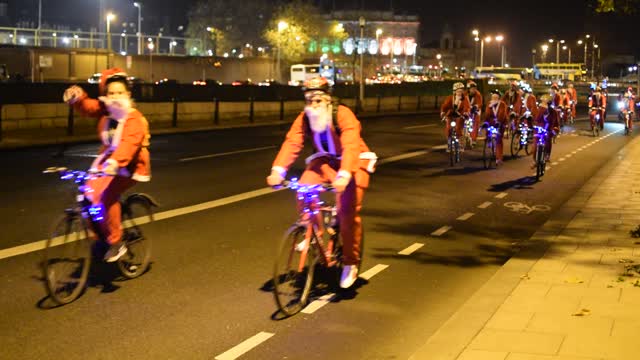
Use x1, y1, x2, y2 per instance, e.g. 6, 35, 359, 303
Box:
398, 243, 424, 255
179, 145, 277, 162
478, 201, 493, 209
495, 193, 508, 199
403, 124, 437, 130
456, 212, 475, 221
215, 332, 275, 360
359, 264, 389, 280
431, 226, 452, 236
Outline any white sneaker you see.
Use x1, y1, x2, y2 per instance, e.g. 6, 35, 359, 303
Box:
295, 239, 309, 252
340, 265, 359, 288
104, 242, 127, 263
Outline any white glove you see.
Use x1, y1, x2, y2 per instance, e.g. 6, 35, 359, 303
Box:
266, 170, 284, 187
103, 159, 118, 176
332, 171, 351, 193
63, 85, 83, 104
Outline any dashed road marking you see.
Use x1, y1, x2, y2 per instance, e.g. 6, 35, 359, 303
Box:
301, 293, 337, 314
558, 158, 566, 162
456, 212, 475, 221
403, 124, 437, 130
215, 332, 275, 360
377, 150, 430, 165
180, 145, 277, 162
359, 264, 389, 280
478, 201, 493, 209
495, 193, 508, 199
398, 243, 425, 255
552, 162, 559, 166
431, 226, 452, 236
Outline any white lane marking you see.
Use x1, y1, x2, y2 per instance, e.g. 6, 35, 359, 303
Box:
571, 151, 577, 154
456, 212, 475, 221
545, 166, 551, 171
558, 158, 566, 162
179, 145, 277, 162
552, 162, 559, 166
403, 124, 437, 130
398, 243, 424, 255
301, 293, 337, 314
214, 332, 275, 360
0, 187, 278, 260
432, 144, 449, 150
431, 225, 452, 236
377, 150, 430, 165
478, 201, 493, 209
566, 154, 572, 158
359, 264, 389, 280
495, 193, 508, 199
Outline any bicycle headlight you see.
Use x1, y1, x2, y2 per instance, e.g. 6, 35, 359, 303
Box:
450, 121, 457, 127
618, 101, 624, 110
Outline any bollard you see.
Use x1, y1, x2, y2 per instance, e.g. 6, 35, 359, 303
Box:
67, 105, 75, 136
398, 96, 402, 111
249, 97, 254, 123
214, 97, 220, 125
376, 95, 381, 113
416, 95, 421, 111
171, 97, 178, 128
279, 97, 285, 120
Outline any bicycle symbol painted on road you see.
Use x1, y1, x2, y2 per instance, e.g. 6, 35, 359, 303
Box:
504, 202, 551, 215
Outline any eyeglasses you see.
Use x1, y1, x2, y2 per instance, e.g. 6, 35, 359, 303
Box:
305, 98, 324, 105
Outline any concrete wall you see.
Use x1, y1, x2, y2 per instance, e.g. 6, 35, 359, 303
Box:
0, 95, 443, 131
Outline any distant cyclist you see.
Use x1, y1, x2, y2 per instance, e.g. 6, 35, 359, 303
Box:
466, 80, 483, 145
531, 94, 559, 168
440, 82, 470, 145
266, 76, 377, 289
482, 89, 509, 165
63, 68, 151, 262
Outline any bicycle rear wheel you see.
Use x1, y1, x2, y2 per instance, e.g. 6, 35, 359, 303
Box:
273, 225, 316, 316
535, 146, 544, 181
43, 213, 91, 305
483, 138, 494, 169
510, 131, 521, 157
118, 195, 154, 279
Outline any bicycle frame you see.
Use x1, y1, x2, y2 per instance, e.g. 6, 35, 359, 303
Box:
285, 179, 339, 272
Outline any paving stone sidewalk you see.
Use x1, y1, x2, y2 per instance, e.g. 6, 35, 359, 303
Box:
411, 135, 640, 360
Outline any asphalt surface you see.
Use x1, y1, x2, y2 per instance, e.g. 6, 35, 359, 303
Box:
0, 112, 635, 359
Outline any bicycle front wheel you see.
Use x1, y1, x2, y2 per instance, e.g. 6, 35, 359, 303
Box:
273, 225, 316, 317
510, 131, 521, 157
43, 214, 92, 305
483, 138, 494, 169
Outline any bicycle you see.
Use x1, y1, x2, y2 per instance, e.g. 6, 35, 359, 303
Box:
272, 178, 363, 317
42, 167, 157, 305
590, 107, 602, 137
533, 126, 549, 182
462, 115, 474, 150
510, 113, 532, 157
446, 117, 462, 166
483, 123, 499, 169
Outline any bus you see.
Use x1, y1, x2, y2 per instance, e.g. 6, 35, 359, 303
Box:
471, 67, 527, 81
289, 64, 319, 86
533, 63, 586, 81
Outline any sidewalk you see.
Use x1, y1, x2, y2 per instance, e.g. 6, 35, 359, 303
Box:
0, 109, 438, 150
410, 135, 640, 360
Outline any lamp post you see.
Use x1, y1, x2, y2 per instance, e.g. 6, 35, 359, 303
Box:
276, 20, 288, 83
593, 43, 600, 77
106, 13, 115, 67
496, 35, 504, 67
148, 41, 154, 83
472, 29, 479, 68
358, 16, 365, 112
541, 44, 549, 62
36, 0, 42, 46
134, 2, 142, 55
376, 28, 382, 44
562, 45, 572, 63
480, 36, 491, 67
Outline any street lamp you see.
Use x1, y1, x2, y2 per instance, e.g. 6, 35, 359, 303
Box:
148, 42, 154, 83
562, 45, 571, 63
472, 29, 479, 67
495, 35, 505, 67
541, 44, 549, 62
134, 2, 142, 55
106, 13, 115, 52
276, 20, 288, 83
593, 43, 600, 77
358, 16, 365, 113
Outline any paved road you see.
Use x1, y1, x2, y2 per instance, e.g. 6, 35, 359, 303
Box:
0, 113, 634, 359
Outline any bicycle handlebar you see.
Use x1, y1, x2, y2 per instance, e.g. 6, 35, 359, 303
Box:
281, 179, 335, 192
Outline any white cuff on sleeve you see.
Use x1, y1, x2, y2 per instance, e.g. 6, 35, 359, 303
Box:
105, 158, 118, 168
271, 166, 287, 177
337, 169, 352, 180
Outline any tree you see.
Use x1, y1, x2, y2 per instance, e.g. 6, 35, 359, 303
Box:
186, 0, 273, 55
591, 0, 639, 14
263, 1, 326, 63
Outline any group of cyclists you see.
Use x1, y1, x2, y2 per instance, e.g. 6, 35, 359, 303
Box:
441, 78, 637, 168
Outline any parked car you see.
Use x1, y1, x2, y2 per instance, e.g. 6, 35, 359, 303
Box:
231, 79, 253, 86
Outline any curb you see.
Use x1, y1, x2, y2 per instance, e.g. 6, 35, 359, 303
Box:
408, 134, 640, 360
0, 110, 438, 150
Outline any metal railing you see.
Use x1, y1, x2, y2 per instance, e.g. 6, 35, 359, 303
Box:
0, 26, 204, 56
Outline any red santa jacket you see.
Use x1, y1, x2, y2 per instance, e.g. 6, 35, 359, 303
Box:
567, 87, 578, 104
482, 100, 509, 127
440, 95, 471, 119
522, 93, 539, 118
533, 107, 559, 135
468, 91, 483, 116
501, 90, 522, 115
272, 105, 375, 187
73, 92, 151, 182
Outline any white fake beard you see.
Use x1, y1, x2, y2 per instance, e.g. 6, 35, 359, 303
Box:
305, 104, 332, 133
100, 97, 131, 120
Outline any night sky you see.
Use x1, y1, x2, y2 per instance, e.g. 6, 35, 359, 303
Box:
6, 0, 639, 67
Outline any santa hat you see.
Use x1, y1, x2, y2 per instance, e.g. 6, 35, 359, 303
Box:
99, 67, 128, 95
